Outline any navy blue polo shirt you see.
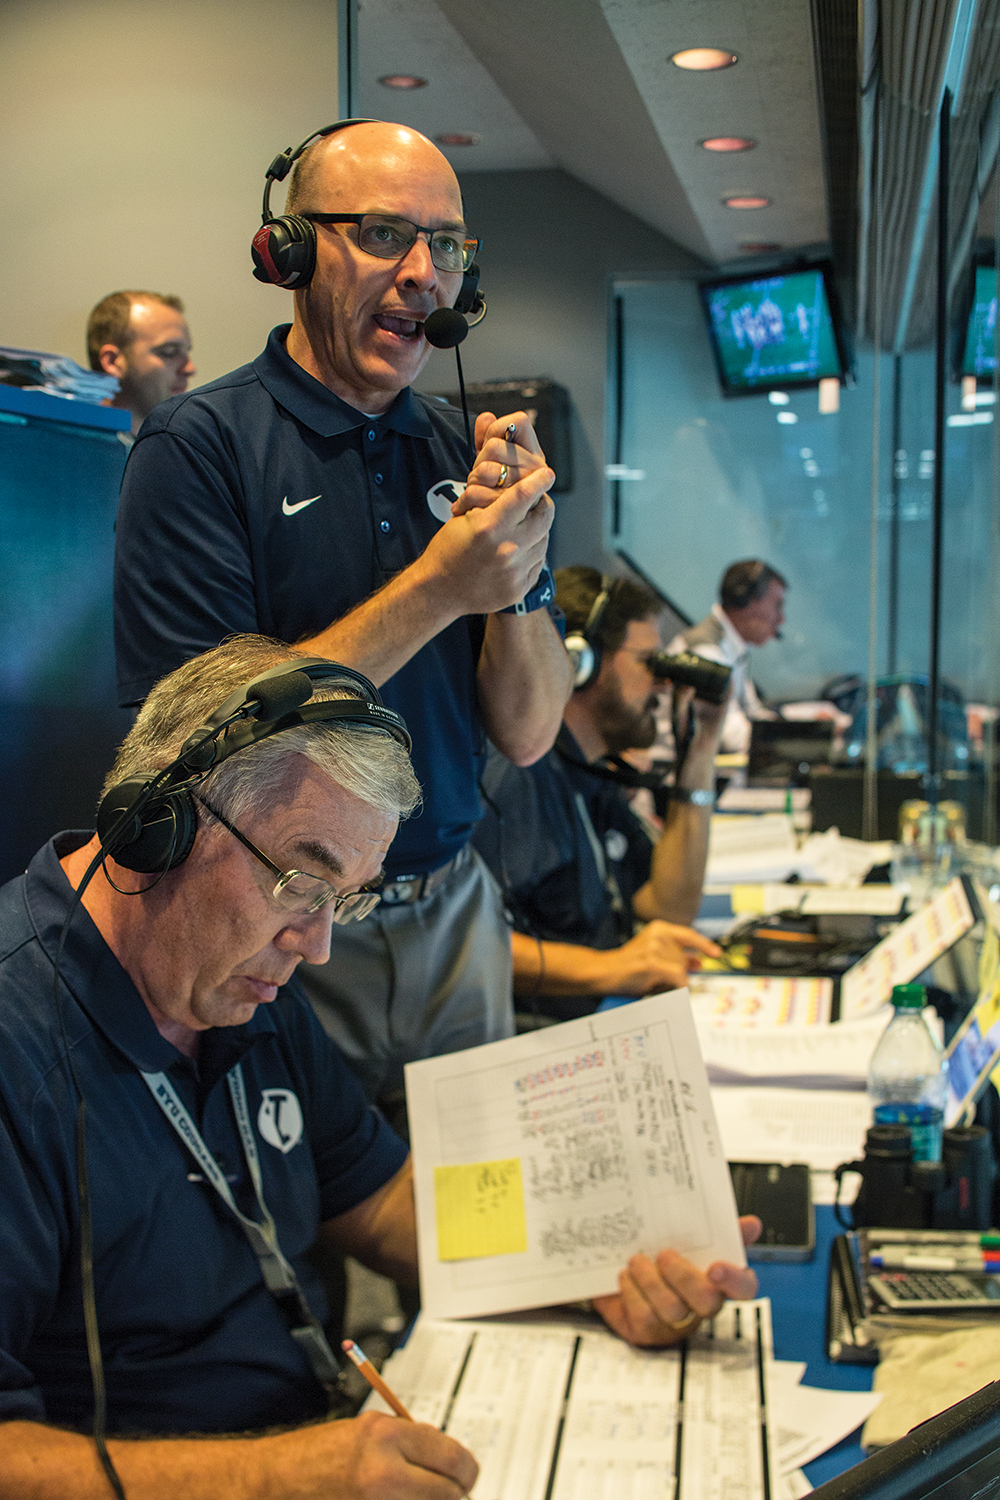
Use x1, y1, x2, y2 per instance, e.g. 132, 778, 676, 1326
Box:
114, 325, 486, 877
0, 833, 408, 1435
472, 731, 654, 1018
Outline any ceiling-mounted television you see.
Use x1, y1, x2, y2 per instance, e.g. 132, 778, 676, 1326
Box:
699, 262, 849, 397
960, 262, 998, 378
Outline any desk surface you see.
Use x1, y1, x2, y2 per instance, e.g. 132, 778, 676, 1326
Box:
755, 1203, 870, 1487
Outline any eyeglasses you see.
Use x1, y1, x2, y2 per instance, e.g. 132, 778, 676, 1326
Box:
196, 796, 382, 922
300, 212, 479, 273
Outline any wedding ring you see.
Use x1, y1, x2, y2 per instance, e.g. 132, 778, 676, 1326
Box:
667, 1307, 699, 1333
497, 464, 509, 489
504, 423, 517, 442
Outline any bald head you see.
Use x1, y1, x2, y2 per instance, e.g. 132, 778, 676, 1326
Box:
287, 121, 461, 218
281, 118, 469, 413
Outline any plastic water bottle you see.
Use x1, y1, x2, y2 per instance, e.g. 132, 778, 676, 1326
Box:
866, 982, 947, 1161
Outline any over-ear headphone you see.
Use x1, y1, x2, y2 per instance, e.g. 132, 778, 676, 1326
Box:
564, 576, 619, 690
250, 119, 485, 322
96, 659, 411, 876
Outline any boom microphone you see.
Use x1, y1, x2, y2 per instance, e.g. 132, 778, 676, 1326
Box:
248, 671, 315, 720
423, 308, 469, 348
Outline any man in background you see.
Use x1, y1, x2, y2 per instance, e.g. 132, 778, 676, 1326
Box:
87, 289, 196, 435
668, 559, 786, 754
473, 566, 726, 1021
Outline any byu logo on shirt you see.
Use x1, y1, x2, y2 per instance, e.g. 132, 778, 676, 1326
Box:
257, 1088, 304, 1154
426, 479, 466, 523
604, 829, 629, 864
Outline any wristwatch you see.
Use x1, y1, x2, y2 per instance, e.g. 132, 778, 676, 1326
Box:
500, 564, 555, 615
672, 787, 716, 807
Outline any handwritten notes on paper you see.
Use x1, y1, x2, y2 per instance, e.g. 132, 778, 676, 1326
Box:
406, 990, 745, 1321
434, 1160, 528, 1260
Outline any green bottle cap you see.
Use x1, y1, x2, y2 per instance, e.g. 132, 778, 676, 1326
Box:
891, 982, 926, 1009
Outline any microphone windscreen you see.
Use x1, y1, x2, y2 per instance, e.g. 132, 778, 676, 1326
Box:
424, 308, 469, 349
251, 671, 314, 720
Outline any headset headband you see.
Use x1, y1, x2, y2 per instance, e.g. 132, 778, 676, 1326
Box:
259, 119, 378, 225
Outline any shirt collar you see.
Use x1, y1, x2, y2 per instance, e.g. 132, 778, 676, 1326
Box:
252, 324, 438, 439
713, 602, 750, 656
25, 834, 276, 1077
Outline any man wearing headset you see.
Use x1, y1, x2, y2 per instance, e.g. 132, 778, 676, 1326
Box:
473, 567, 728, 1020
113, 120, 571, 1115
667, 559, 787, 755
0, 637, 757, 1499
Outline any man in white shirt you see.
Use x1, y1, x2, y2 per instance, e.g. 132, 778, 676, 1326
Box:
668, 560, 786, 754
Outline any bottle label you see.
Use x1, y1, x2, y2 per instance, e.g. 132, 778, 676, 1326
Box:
873, 1101, 944, 1161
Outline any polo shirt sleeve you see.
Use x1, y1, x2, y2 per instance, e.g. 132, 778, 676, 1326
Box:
0, 1096, 67, 1422
276, 986, 409, 1223
114, 429, 259, 706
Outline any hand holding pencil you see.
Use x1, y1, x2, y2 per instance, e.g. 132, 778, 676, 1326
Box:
340, 1338, 478, 1497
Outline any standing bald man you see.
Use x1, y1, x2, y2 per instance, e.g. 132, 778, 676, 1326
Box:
113, 121, 571, 1114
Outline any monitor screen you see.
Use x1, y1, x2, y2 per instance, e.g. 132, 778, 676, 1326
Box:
699, 264, 846, 395
810, 1380, 1000, 1500
961, 264, 998, 378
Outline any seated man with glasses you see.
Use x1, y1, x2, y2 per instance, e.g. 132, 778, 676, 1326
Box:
0, 635, 757, 1499
114, 117, 572, 1124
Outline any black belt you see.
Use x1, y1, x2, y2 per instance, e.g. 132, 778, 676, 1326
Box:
379, 844, 470, 905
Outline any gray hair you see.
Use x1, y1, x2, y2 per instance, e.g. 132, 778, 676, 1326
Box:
102, 635, 421, 826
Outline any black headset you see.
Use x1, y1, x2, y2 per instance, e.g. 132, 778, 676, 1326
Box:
564, 576, 620, 690
96, 659, 410, 876
250, 119, 484, 318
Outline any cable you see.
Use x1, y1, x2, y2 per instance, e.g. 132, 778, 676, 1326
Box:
52, 845, 128, 1498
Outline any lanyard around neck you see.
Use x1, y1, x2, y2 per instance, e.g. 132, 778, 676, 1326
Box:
140, 1064, 341, 1398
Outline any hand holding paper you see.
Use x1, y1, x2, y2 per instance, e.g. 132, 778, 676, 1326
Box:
594, 1218, 762, 1346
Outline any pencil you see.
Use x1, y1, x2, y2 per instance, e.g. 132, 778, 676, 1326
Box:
342, 1338, 414, 1420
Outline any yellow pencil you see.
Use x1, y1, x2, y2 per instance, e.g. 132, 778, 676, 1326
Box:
342, 1338, 414, 1420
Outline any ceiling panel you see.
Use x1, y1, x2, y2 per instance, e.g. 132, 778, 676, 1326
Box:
358, 0, 831, 268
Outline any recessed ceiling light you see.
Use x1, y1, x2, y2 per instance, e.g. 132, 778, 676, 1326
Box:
378, 74, 427, 89
436, 132, 480, 147
777, 411, 798, 424
723, 195, 771, 209
768, 391, 790, 406
740, 241, 781, 254
670, 47, 737, 71
701, 136, 755, 152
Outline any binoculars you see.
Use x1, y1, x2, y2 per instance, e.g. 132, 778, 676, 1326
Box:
647, 650, 732, 705
838, 1123, 997, 1231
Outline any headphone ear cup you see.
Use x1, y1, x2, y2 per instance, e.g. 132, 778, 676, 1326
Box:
96, 777, 199, 874
565, 634, 600, 690
251, 216, 317, 288
454, 261, 481, 316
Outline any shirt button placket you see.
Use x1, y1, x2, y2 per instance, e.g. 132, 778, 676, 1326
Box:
367, 429, 399, 569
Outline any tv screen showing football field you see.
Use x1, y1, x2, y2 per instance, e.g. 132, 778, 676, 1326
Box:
961, 264, 998, 378
700, 267, 844, 394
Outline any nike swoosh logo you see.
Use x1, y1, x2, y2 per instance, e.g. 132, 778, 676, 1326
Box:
282, 494, 321, 516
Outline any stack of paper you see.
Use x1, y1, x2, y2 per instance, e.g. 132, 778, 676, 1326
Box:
0, 344, 119, 404
368, 1301, 777, 1500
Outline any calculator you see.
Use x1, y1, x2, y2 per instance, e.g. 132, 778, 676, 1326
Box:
867, 1269, 1000, 1310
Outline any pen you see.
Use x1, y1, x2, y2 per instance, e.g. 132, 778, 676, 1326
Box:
869, 1253, 1000, 1272
342, 1339, 414, 1420
867, 1230, 1000, 1247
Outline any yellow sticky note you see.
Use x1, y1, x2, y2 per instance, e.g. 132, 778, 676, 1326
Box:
434, 1158, 528, 1261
